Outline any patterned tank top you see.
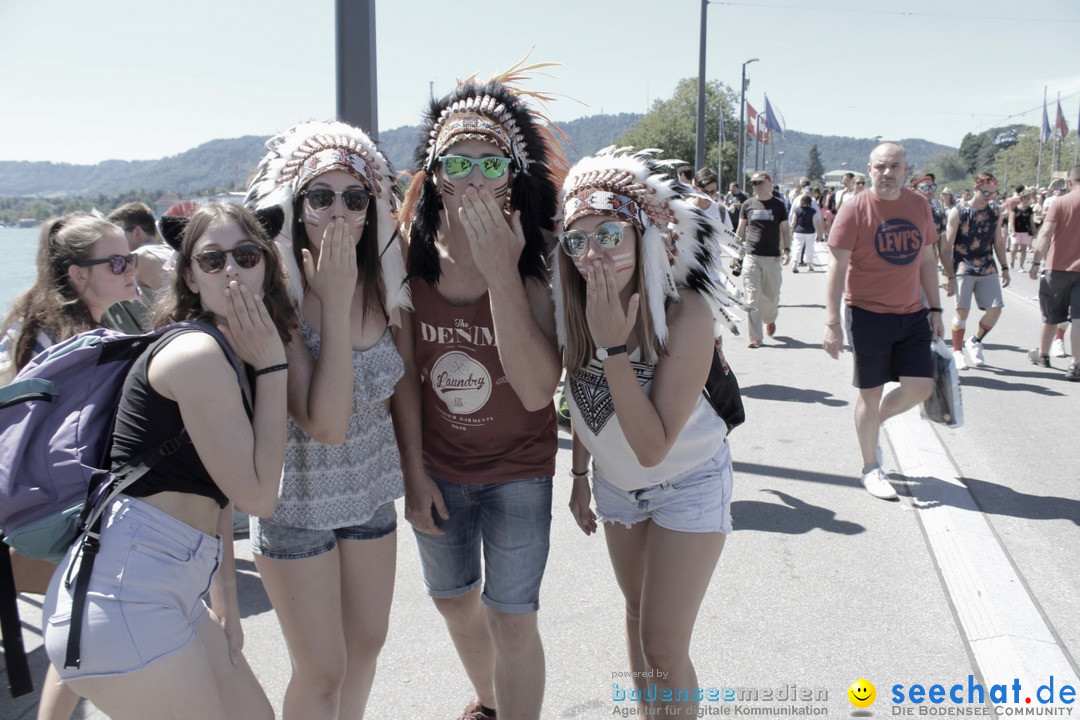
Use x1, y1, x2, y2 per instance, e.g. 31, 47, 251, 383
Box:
271, 317, 405, 529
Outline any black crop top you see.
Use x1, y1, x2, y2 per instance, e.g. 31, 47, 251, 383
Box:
110, 332, 233, 508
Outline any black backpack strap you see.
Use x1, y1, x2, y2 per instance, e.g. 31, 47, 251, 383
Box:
0, 547, 33, 697
61, 428, 190, 670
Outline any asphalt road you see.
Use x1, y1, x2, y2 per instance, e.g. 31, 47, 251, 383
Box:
5, 244, 1078, 719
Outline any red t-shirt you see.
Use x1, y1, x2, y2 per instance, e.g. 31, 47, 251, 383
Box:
1045, 189, 1080, 272
409, 278, 557, 484
829, 188, 938, 314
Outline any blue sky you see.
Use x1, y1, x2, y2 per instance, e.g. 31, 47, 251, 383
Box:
2, 0, 1078, 164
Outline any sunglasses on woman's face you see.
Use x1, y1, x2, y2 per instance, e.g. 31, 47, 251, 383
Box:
72, 253, 138, 275
438, 155, 512, 180
301, 188, 371, 213
192, 244, 265, 273
557, 222, 631, 258
917, 183, 937, 191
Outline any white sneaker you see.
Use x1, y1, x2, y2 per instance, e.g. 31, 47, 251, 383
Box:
965, 339, 985, 367
953, 350, 968, 370
861, 467, 898, 500
1051, 338, 1068, 358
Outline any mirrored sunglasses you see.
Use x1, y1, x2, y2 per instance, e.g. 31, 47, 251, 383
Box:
557, 221, 631, 258
72, 253, 138, 275
917, 183, 937, 191
438, 155, 512, 180
302, 188, 371, 213
192, 244, 265, 273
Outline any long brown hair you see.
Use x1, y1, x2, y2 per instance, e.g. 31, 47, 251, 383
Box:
1, 213, 117, 370
154, 203, 297, 343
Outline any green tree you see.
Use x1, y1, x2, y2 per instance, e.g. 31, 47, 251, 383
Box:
958, 133, 987, 174
924, 151, 968, 183
805, 144, 824, 183
618, 77, 739, 185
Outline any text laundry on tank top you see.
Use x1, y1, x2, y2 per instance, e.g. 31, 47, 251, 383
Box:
409, 278, 556, 484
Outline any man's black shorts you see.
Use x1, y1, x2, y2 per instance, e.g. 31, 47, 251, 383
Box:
846, 305, 933, 389
1038, 270, 1080, 325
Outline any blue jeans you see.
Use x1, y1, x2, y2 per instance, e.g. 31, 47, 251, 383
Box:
413, 476, 552, 614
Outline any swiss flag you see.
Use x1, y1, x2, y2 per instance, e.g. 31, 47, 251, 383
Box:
746, 103, 758, 137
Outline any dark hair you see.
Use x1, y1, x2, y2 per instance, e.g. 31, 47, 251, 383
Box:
694, 167, 718, 188
1014, 184, 1025, 194
400, 80, 560, 286
677, 166, 694, 183
844, 172, 855, 180
290, 188, 386, 323
154, 203, 297, 343
107, 202, 157, 236
1, 214, 117, 370
800, 194, 812, 207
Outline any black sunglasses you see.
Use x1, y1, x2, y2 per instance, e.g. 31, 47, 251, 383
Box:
71, 253, 138, 275
192, 244, 265, 273
301, 188, 371, 213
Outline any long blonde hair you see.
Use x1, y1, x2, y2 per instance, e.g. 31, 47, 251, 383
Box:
557, 228, 658, 372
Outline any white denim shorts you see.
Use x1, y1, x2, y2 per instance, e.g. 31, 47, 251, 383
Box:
42, 495, 222, 681
592, 441, 734, 534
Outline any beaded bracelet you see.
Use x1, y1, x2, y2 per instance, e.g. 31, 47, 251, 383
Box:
254, 363, 289, 377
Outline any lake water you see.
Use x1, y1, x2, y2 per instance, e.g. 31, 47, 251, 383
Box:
0, 227, 41, 313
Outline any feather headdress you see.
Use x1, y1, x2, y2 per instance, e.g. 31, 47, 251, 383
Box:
401, 59, 567, 287
553, 147, 747, 363
244, 121, 408, 316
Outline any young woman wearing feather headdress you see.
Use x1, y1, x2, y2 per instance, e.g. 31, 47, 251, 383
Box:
394, 61, 567, 720
244, 121, 414, 719
555, 147, 742, 718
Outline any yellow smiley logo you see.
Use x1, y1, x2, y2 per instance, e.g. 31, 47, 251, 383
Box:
848, 678, 876, 708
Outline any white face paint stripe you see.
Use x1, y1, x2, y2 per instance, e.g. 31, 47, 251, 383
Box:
303, 205, 322, 224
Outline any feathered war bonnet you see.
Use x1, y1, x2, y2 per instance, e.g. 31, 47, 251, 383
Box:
552, 147, 749, 364
244, 120, 409, 317
401, 58, 567, 286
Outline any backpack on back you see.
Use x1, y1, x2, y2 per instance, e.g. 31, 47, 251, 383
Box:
0, 322, 242, 561
0, 321, 244, 674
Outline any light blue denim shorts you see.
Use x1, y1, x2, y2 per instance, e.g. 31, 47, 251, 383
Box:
593, 441, 734, 534
412, 476, 552, 614
249, 500, 398, 560
42, 495, 222, 681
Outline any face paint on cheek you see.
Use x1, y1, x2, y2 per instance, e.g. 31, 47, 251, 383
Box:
442, 178, 458, 197
611, 251, 635, 273
491, 181, 509, 199
303, 204, 322, 224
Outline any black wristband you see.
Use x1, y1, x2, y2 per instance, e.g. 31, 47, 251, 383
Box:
254, 363, 288, 377
927, 307, 943, 313
571, 469, 589, 477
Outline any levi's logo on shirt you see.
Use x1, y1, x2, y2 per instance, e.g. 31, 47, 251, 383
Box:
874, 219, 923, 265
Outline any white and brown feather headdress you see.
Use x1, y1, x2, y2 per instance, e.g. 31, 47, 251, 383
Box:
244, 120, 408, 316
553, 147, 747, 360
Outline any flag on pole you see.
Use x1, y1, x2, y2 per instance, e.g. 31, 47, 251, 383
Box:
764, 94, 786, 138
746, 103, 758, 137
756, 114, 768, 143
1055, 95, 1069, 140
1041, 94, 1051, 143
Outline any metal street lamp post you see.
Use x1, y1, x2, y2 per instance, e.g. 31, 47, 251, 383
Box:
736, 58, 759, 190
695, 0, 709, 170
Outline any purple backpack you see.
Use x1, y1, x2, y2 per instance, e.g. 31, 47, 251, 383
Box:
0, 322, 243, 562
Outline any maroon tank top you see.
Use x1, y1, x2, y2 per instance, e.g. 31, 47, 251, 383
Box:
410, 278, 556, 484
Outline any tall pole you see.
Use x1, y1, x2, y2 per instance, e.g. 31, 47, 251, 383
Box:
336, 0, 378, 138
1036, 86, 1046, 188
717, 103, 725, 189
737, 58, 758, 187
695, 0, 708, 171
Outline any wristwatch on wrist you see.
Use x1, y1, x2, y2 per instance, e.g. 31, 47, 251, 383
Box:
595, 345, 627, 361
